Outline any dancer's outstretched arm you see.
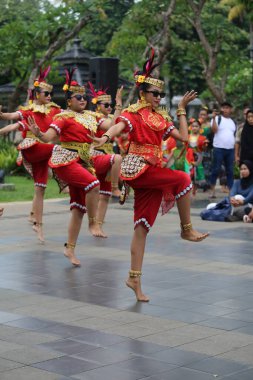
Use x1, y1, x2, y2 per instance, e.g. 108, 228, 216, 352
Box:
26, 115, 57, 142
170, 90, 197, 142
0, 105, 20, 121
0, 122, 20, 135
89, 121, 125, 147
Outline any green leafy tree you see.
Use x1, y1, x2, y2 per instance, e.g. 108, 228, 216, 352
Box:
0, 0, 111, 110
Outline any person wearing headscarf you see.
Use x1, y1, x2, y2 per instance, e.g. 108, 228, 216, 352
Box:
90, 49, 209, 302
225, 160, 253, 221
240, 109, 253, 163
0, 67, 61, 242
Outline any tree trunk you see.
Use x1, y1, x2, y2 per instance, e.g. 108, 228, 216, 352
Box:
187, 0, 226, 105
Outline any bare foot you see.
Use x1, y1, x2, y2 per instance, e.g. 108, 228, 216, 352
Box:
181, 228, 209, 242
89, 221, 107, 238
64, 246, 81, 267
126, 277, 149, 302
32, 223, 45, 244
112, 189, 121, 198
0, 207, 4, 216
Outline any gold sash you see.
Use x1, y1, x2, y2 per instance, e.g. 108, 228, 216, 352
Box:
61, 141, 90, 162
26, 131, 44, 143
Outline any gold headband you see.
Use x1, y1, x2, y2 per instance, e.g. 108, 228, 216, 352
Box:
97, 94, 111, 103
135, 75, 164, 90
34, 82, 53, 92
69, 85, 86, 95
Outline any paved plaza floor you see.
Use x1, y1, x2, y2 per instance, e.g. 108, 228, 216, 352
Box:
0, 192, 253, 379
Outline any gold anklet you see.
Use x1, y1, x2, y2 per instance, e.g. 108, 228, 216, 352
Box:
64, 242, 76, 249
129, 270, 142, 278
88, 217, 96, 223
97, 220, 103, 225
181, 222, 192, 231
33, 222, 43, 226
111, 182, 119, 190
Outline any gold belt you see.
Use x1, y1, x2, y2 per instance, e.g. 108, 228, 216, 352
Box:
26, 131, 44, 143
95, 142, 114, 154
61, 141, 90, 162
128, 142, 162, 158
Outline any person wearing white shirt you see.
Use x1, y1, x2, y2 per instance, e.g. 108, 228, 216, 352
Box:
209, 102, 236, 198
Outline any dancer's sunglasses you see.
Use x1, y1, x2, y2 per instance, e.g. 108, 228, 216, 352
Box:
100, 103, 113, 108
72, 95, 87, 101
43, 91, 53, 97
144, 91, 166, 98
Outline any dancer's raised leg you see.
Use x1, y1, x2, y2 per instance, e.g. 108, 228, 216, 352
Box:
177, 192, 209, 241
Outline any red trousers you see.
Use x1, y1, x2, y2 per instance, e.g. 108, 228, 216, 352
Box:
22, 143, 54, 187
53, 161, 99, 213
92, 154, 115, 196
127, 166, 192, 232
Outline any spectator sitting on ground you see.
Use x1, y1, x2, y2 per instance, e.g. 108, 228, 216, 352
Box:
225, 160, 253, 221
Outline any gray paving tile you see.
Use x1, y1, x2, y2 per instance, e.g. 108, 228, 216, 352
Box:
144, 367, 221, 380
33, 356, 99, 376
0, 311, 22, 323
0, 366, 65, 380
224, 310, 253, 323
222, 368, 253, 379
71, 331, 128, 346
148, 347, 208, 366
39, 339, 99, 355
0, 357, 24, 372
107, 339, 166, 355
73, 346, 134, 365
0, 346, 64, 365
217, 343, 253, 365
4, 317, 56, 331
113, 357, 177, 376
38, 323, 94, 338
185, 356, 250, 377
198, 316, 250, 331
72, 364, 145, 379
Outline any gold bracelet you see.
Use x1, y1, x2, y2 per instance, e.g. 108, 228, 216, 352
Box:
103, 134, 110, 142
176, 110, 186, 117
115, 105, 122, 110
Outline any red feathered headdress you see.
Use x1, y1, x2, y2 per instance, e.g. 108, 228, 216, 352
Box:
134, 48, 164, 89
33, 65, 53, 92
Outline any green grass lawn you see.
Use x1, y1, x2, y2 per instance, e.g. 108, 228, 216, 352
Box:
0, 176, 68, 202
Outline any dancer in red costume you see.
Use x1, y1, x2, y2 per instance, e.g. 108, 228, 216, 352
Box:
0, 67, 60, 242
91, 49, 209, 302
27, 70, 102, 266
88, 83, 123, 236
